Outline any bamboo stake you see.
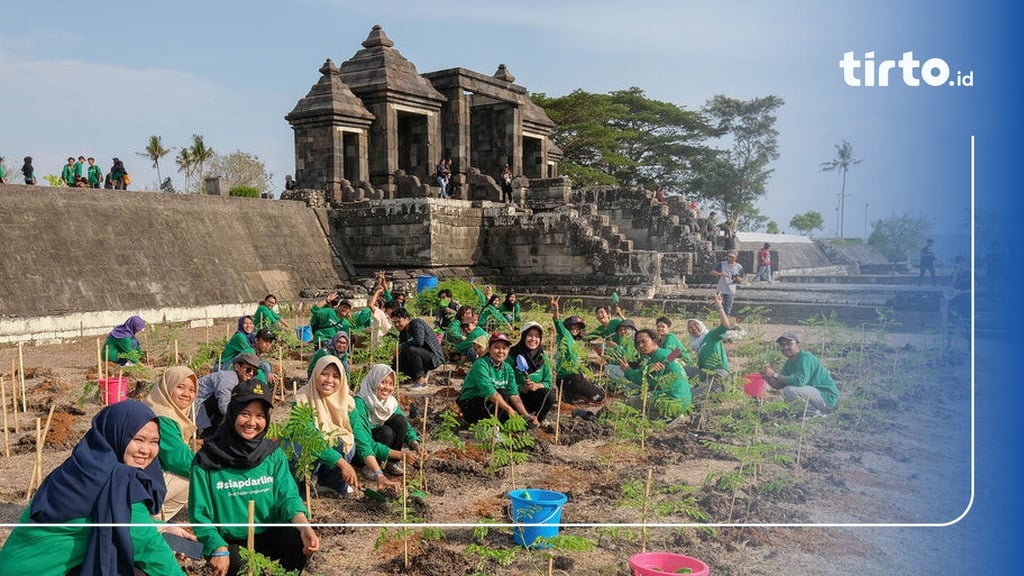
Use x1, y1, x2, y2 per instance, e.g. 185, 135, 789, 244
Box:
403, 463, 409, 569
174, 340, 179, 365
205, 311, 210, 347
36, 404, 55, 487
11, 360, 18, 434
1, 375, 8, 457
247, 500, 255, 576
420, 397, 429, 493
96, 338, 102, 385
554, 385, 562, 446
25, 417, 41, 501
19, 343, 27, 412
795, 397, 811, 470
277, 345, 284, 401
641, 468, 653, 553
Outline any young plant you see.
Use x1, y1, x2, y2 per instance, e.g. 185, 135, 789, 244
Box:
470, 414, 534, 488
268, 403, 331, 518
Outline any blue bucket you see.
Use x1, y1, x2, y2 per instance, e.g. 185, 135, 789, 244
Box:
416, 275, 439, 293
295, 325, 312, 342
509, 489, 567, 548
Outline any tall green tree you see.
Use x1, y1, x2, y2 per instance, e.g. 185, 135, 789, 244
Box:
790, 210, 825, 237
532, 87, 714, 190
136, 135, 171, 188
175, 147, 194, 193
189, 134, 214, 191
692, 95, 784, 223
868, 211, 931, 262
820, 140, 862, 239
207, 150, 274, 196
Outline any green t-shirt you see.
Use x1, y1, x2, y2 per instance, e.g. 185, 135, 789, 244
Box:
155, 416, 194, 477
508, 353, 553, 390
351, 396, 419, 463
588, 318, 622, 340
661, 332, 693, 365
624, 347, 692, 408
780, 351, 840, 409
102, 334, 142, 364
696, 324, 729, 372
253, 304, 281, 329
219, 332, 253, 365
459, 356, 519, 401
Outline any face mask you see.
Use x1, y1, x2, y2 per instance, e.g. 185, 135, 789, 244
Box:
440, 298, 450, 307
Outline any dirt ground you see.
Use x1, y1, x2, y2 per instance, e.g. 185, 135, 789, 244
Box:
0, 315, 974, 576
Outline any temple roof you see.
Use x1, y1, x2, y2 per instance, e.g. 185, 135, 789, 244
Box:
286, 58, 374, 123
337, 25, 446, 104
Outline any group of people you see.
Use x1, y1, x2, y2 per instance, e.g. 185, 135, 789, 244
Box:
0, 155, 129, 188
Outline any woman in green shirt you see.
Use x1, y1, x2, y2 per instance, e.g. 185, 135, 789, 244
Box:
253, 293, 289, 330
458, 333, 539, 426
143, 366, 198, 521
102, 315, 146, 365
655, 316, 693, 365
685, 294, 733, 392
507, 321, 555, 422
307, 331, 350, 378
352, 364, 422, 478
218, 315, 255, 369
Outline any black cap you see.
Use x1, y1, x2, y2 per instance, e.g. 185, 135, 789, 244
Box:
230, 379, 273, 408
564, 315, 586, 329
255, 328, 276, 341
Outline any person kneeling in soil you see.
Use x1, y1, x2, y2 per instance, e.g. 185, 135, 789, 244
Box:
307, 330, 351, 378
761, 332, 840, 417
685, 293, 733, 398
352, 364, 424, 479
390, 307, 445, 390
458, 333, 541, 427
144, 366, 199, 521
550, 296, 606, 404
102, 314, 147, 365
508, 321, 556, 423
190, 380, 319, 576
0, 400, 188, 575
619, 329, 692, 420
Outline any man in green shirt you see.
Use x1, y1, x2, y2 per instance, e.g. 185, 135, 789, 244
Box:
763, 332, 840, 416
87, 157, 103, 188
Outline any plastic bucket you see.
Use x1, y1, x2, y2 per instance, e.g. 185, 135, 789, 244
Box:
743, 373, 765, 398
295, 325, 312, 342
509, 489, 567, 548
416, 275, 438, 293
99, 377, 129, 405
629, 552, 710, 576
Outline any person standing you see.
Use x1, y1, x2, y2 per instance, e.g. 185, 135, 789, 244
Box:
754, 242, 773, 283
918, 238, 937, 286
110, 157, 128, 189
710, 250, 744, 316
435, 158, 450, 198
761, 332, 840, 417
87, 157, 103, 188
500, 163, 513, 203
21, 156, 36, 185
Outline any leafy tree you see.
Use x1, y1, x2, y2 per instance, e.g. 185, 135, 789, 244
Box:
136, 135, 171, 188
533, 87, 714, 191
790, 210, 824, 237
820, 140, 862, 239
175, 148, 194, 193
189, 134, 214, 190
737, 208, 770, 232
868, 211, 931, 262
692, 95, 784, 223
208, 150, 274, 197
766, 220, 780, 234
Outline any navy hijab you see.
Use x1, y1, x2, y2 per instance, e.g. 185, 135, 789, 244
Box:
237, 315, 256, 346
30, 400, 166, 576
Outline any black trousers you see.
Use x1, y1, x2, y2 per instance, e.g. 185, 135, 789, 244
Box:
372, 412, 409, 451
223, 527, 308, 575
556, 373, 605, 403
520, 386, 555, 422
397, 346, 437, 380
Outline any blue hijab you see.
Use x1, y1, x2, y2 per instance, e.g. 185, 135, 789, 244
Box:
30, 400, 166, 576
237, 315, 256, 346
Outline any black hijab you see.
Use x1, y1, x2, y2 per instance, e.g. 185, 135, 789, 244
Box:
510, 323, 545, 374
193, 379, 278, 471
30, 400, 166, 576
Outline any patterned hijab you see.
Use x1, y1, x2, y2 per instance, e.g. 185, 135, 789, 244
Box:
145, 366, 198, 441
357, 364, 399, 427
30, 400, 165, 576
295, 356, 355, 449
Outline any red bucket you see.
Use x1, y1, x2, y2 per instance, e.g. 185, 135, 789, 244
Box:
99, 377, 129, 405
743, 373, 765, 398
629, 552, 710, 576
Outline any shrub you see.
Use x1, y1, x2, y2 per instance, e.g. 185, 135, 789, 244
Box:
229, 185, 261, 198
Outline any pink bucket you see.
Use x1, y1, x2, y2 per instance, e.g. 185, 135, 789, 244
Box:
99, 377, 129, 405
629, 552, 710, 576
743, 373, 765, 398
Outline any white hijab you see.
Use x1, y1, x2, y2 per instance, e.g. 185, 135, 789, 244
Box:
687, 319, 709, 353
357, 364, 399, 427
294, 356, 355, 449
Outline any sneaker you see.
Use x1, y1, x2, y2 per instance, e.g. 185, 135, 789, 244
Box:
384, 461, 406, 476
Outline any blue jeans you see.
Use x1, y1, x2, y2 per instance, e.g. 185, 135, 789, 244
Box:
719, 292, 736, 316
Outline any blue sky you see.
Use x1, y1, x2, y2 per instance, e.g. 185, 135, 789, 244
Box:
0, 0, 994, 246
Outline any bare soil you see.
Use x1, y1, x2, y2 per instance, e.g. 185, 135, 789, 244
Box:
0, 318, 974, 575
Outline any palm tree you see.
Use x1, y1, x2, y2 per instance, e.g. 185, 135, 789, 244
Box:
820, 140, 862, 239
175, 148, 194, 194
136, 135, 171, 189
189, 134, 214, 191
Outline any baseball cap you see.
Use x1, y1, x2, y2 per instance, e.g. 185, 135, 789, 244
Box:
230, 378, 273, 408
233, 352, 262, 368
255, 328, 276, 341
775, 332, 800, 344
489, 333, 512, 346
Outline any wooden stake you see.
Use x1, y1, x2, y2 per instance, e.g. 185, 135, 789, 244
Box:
554, 385, 562, 446
247, 500, 255, 576
37, 405, 55, 487
26, 417, 41, 501
10, 360, 18, 434
174, 340, 179, 365
403, 463, 409, 569
18, 343, 27, 412
795, 397, 811, 470
277, 345, 284, 400
420, 397, 429, 493
96, 338, 102, 385
641, 468, 653, 553
1, 375, 9, 457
